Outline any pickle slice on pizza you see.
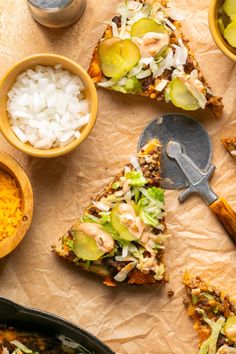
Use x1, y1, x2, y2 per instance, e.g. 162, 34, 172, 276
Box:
183, 273, 236, 354
88, 0, 223, 116
221, 137, 236, 162
53, 139, 169, 287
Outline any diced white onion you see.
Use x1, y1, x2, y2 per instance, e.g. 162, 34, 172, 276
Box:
92, 201, 111, 212
111, 21, 119, 37
130, 156, 142, 171
155, 79, 169, 92
163, 17, 176, 30
185, 82, 207, 109
166, 6, 184, 21
97, 79, 116, 88
114, 262, 138, 282
128, 61, 144, 77
136, 69, 152, 79
154, 48, 174, 77
7, 65, 90, 150
172, 38, 188, 67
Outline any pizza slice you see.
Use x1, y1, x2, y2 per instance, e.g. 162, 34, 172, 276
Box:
221, 137, 236, 162
183, 272, 236, 354
0, 325, 90, 353
88, 0, 223, 115
53, 139, 169, 287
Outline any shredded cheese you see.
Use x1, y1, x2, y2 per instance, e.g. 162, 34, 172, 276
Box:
0, 171, 22, 241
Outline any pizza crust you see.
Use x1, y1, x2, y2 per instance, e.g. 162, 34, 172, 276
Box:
221, 137, 236, 162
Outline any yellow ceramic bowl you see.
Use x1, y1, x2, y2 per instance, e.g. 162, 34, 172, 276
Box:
209, 0, 236, 62
0, 54, 98, 158
0, 153, 33, 258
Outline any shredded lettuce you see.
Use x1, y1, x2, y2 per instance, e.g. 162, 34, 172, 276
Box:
202, 292, 215, 301
125, 170, 147, 187
199, 317, 226, 354
65, 238, 74, 250
138, 187, 165, 228
11, 341, 33, 354
112, 77, 142, 94
112, 181, 121, 190
154, 263, 165, 280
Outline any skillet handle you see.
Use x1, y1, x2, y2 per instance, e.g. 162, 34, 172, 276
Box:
209, 197, 236, 243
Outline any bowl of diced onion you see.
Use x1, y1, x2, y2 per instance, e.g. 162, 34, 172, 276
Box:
0, 54, 98, 158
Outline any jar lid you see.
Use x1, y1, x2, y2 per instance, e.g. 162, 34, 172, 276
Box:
28, 0, 72, 9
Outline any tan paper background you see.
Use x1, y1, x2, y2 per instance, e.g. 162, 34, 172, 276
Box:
0, 1, 236, 353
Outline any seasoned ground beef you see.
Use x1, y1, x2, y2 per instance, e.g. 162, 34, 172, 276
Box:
112, 15, 121, 28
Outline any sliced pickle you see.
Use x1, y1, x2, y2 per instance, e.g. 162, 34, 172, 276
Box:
223, 0, 236, 20
224, 20, 236, 48
98, 37, 140, 79
111, 205, 138, 242
218, 18, 225, 36
169, 77, 200, 111
131, 18, 167, 37
72, 230, 105, 261
224, 315, 236, 343
219, 5, 231, 27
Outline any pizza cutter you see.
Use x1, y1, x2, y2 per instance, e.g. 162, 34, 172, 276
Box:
138, 113, 236, 243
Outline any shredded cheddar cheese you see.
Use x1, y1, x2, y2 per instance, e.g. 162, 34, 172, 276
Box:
0, 171, 22, 241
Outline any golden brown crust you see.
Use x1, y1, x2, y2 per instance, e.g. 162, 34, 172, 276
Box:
221, 137, 236, 161
88, 4, 223, 115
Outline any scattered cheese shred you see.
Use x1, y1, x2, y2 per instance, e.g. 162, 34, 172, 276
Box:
0, 171, 22, 241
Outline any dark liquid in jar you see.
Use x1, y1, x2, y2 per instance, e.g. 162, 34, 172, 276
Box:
29, 0, 72, 8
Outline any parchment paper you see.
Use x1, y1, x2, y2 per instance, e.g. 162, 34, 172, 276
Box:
0, 1, 236, 353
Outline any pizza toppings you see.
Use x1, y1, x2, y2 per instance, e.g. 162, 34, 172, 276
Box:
221, 137, 236, 162
72, 223, 114, 261
95, 0, 211, 111
224, 316, 236, 343
54, 139, 168, 286
0, 326, 91, 354
98, 38, 141, 79
184, 273, 236, 354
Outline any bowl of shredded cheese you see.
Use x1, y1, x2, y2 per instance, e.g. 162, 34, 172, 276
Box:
0, 153, 33, 258
0, 53, 98, 158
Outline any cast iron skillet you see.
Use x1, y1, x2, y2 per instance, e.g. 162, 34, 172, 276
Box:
0, 297, 115, 354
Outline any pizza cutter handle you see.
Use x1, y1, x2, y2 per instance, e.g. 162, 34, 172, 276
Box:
210, 197, 236, 243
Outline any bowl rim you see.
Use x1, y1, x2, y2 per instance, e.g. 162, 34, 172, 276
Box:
0, 53, 98, 158
0, 152, 33, 258
208, 0, 236, 62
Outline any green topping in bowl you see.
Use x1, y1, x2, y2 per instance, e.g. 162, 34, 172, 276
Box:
218, 0, 236, 48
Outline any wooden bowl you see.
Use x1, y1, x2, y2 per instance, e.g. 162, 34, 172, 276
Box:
209, 0, 236, 62
0, 53, 98, 158
0, 153, 33, 258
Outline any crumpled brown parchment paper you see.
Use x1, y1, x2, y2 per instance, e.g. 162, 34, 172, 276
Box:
0, 1, 236, 353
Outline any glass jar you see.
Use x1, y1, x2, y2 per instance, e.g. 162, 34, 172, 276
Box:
27, 0, 86, 28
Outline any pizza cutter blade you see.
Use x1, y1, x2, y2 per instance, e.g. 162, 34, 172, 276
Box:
138, 113, 236, 243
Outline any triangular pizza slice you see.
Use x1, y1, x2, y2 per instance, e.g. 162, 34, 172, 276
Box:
183, 272, 236, 354
221, 137, 236, 162
53, 139, 169, 287
88, 0, 223, 116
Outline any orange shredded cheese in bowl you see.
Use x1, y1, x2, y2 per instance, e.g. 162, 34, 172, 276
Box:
0, 170, 22, 241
